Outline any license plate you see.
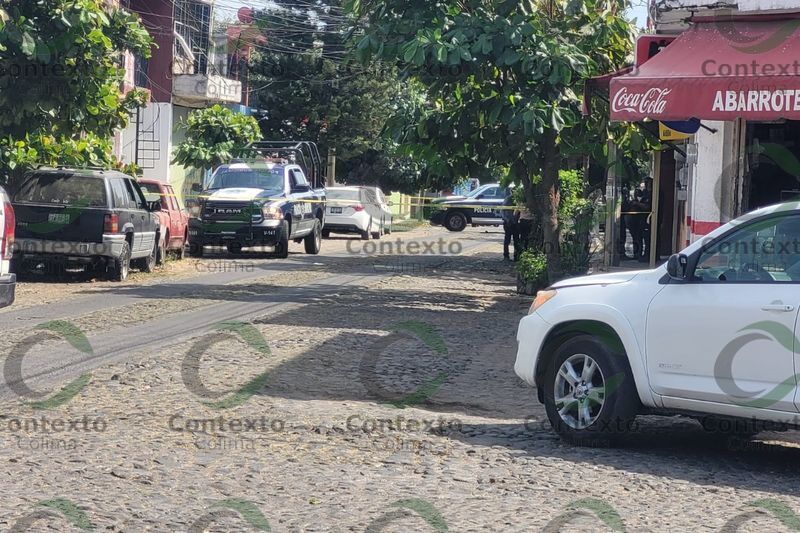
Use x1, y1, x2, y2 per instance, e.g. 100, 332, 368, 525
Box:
330, 207, 342, 214
48, 213, 70, 224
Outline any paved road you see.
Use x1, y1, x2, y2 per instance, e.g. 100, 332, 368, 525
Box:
0, 227, 502, 404
2, 226, 800, 531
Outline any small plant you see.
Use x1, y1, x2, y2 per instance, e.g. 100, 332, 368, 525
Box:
516, 250, 548, 295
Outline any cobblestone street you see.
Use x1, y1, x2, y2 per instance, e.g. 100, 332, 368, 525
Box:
0, 227, 797, 531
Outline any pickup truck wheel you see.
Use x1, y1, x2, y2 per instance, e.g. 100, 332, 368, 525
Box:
112, 242, 131, 282
444, 211, 467, 232
274, 220, 290, 259
543, 335, 638, 447
361, 220, 371, 240
371, 221, 381, 240
136, 241, 157, 273
304, 220, 322, 255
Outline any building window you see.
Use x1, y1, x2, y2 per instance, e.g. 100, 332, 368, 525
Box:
134, 54, 149, 88
175, 0, 212, 75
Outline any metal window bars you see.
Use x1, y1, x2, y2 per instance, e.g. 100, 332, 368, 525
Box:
244, 141, 326, 189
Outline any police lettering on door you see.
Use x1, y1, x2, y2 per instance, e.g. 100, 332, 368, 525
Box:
293, 202, 312, 216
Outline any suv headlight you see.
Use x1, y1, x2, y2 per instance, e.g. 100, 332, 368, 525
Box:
262, 205, 283, 220
529, 289, 557, 314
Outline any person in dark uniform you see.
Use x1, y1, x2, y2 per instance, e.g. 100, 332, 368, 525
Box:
501, 193, 520, 261
619, 188, 631, 259
638, 179, 653, 262
625, 182, 649, 261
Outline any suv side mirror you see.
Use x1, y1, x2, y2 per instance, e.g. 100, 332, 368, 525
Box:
190, 183, 202, 193
292, 184, 311, 193
667, 253, 689, 281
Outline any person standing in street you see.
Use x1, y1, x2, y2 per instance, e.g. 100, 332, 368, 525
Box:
501, 193, 520, 261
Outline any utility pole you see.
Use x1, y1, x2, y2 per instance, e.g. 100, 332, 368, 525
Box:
327, 148, 337, 187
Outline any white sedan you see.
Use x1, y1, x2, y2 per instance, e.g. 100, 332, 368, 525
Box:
323, 186, 392, 240
516, 202, 800, 445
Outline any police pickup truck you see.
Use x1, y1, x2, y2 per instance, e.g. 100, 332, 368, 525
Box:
429, 183, 510, 232
188, 159, 325, 258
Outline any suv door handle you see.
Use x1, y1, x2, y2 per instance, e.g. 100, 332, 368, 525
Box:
762, 304, 795, 312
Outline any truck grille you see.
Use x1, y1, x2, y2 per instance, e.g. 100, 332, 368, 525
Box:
203, 202, 259, 223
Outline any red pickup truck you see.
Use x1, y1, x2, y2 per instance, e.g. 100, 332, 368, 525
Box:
139, 180, 189, 263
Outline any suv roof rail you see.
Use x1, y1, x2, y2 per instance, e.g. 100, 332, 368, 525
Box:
246, 141, 326, 188
34, 165, 110, 172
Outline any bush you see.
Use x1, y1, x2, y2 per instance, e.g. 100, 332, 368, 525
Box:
516, 250, 548, 294
560, 239, 591, 276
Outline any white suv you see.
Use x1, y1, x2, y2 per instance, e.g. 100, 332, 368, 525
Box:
516, 202, 800, 445
0, 185, 16, 308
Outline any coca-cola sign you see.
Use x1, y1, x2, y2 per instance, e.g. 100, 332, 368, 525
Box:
612, 87, 672, 116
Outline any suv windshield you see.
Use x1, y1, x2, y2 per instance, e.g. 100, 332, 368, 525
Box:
14, 173, 107, 206
209, 167, 284, 190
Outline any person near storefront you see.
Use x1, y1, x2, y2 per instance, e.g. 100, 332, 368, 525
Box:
638, 179, 653, 263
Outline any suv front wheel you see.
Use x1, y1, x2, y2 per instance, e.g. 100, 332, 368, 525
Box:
542, 335, 639, 446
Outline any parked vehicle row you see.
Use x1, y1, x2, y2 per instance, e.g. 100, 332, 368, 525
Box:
7, 168, 191, 283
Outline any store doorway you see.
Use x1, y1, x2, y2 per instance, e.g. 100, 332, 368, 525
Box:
745, 121, 800, 211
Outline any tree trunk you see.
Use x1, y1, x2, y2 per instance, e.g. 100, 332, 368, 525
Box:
535, 133, 562, 282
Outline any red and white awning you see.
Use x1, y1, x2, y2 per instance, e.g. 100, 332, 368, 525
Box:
610, 18, 800, 121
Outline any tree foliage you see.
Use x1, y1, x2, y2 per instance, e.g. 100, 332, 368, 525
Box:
0, 0, 153, 184
247, 0, 422, 190
173, 105, 263, 171
347, 0, 638, 280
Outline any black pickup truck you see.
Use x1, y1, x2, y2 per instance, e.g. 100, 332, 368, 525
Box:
188, 160, 325, 258
11, 168, 160, 281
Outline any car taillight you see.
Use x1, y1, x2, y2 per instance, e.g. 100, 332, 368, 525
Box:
104, 213, 119, 234
2, 200, 14, 260
352, 204, 365, 212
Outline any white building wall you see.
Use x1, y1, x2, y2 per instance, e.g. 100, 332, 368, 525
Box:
118, 102, 175, 183
688, 121, 738, 240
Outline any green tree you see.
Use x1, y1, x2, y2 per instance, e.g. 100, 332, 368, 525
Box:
0, 0, 152, 184
347, 0, 636, 281
173, 105, 263, 172
246, 0, 422, 190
